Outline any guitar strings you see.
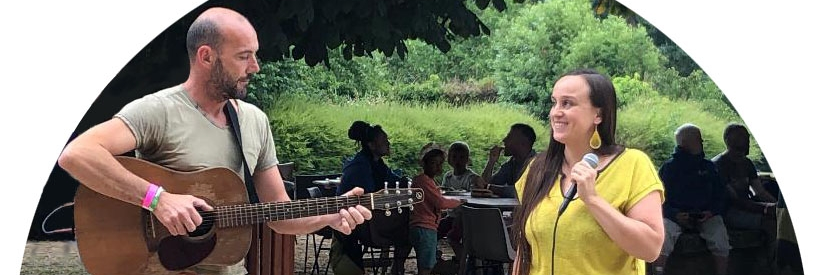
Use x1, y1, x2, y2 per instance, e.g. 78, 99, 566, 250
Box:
187, 193, 415, 227
196, 194, 401, 228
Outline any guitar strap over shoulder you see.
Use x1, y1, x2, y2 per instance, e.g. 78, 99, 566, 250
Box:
223, 101, 260, 204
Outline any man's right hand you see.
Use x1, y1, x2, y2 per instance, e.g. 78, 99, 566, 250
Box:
488, 145, 504, 161
153, 192, 214, 236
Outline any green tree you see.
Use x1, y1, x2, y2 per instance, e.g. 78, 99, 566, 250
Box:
492, 0, 598, 117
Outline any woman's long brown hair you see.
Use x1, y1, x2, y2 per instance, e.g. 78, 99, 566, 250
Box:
511, 69, 623, 274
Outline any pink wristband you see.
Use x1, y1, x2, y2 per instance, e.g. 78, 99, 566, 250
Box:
142, 184, 159, 210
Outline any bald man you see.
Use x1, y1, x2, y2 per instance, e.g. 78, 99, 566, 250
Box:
58, 7, 372, 275
652, 124, 729, 275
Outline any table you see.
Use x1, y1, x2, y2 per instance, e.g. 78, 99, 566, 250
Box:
312, 178, 341, 190
444, 192, 519, 211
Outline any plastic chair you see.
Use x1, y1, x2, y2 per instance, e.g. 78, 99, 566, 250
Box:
461, 205, 516, 274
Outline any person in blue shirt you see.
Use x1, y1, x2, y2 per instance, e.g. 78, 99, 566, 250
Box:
336, 121, 404, 195
653, 123, 730, 275
331, 120, 408, 274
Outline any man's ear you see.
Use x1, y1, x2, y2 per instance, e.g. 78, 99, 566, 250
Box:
196, 45, 214, 65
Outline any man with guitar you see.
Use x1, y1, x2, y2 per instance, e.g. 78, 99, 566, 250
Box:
58, 7, 373, 275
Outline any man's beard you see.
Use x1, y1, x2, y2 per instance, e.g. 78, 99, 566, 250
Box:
209, 58, 250, 100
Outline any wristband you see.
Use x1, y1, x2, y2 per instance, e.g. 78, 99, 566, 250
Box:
149, 187, 165, 212
142, 184, 159, 210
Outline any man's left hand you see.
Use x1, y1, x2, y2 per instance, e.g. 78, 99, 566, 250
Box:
328, 187, 373, 235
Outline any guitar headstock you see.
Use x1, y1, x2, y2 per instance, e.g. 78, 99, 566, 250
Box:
371, 187, 425, 216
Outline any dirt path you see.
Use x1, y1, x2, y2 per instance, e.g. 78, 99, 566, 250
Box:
20, 237, 458, 275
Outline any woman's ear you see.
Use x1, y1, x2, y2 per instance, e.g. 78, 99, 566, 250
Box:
594, 108, 603, 124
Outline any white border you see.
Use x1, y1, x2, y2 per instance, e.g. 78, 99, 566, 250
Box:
1, 0, 822, 274
622, 1, 824, 273
1, 1, 204, 273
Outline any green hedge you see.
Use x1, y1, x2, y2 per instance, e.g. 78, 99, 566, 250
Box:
268, 96, 548, 176
617, 95, 764, 168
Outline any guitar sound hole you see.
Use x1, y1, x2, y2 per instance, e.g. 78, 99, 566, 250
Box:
189, 222, 213, 238
158, 235, 217, 271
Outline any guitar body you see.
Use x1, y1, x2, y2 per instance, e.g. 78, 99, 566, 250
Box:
74, 156, 253, 275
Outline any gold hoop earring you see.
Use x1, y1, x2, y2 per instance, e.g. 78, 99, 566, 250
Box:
589, 129, 602, 150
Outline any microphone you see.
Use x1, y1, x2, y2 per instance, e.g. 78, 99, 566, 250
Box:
558, 153, 599, 215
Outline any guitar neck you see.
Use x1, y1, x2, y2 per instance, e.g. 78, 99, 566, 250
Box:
209, 194, 377, 228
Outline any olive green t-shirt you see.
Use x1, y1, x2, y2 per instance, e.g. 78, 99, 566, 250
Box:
115, 84, 278, 275
116, 84, 278, 178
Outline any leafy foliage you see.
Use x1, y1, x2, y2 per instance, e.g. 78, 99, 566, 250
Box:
242, 0, 766, 173
612, 74, 657, 109
556, 16, 663, 79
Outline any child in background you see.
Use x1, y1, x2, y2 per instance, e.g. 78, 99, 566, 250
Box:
409, 142, 462, 275
439, 141, 485, 272
442, 141, 486, 191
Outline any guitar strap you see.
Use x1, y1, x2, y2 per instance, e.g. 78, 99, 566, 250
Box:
223, 101, 260, 204
224, 100, 264, 275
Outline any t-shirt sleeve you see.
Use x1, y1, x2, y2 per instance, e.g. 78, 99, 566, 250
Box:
488, 161, 513, 185
515, 160, 533, 202
255, 108, 279, 172
624, 150, 665, 213
113, 95, 167, 155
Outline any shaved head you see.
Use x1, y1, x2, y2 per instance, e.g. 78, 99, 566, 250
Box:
186, 7, 253, 62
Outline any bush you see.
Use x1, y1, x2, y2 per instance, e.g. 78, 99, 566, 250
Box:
612, 73, 658, 108
557, 16, 664, 78
649, 68, 737, 121
617, 95, 763, 167
492, 0, 598, 118
391, 74, 445, 103
442, 77, 498, 105
268, 96, 548, 176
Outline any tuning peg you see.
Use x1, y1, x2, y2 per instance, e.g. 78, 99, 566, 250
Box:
385, 210, 391, 216
397, 207, 403, 214
384, 182, 388, 194
409, 205, 414, 211
395, 181, 400, 193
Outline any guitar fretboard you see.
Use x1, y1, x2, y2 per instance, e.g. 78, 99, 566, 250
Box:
200, 192, 414, 228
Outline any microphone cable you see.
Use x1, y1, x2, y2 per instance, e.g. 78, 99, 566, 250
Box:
551, 210, 562, 275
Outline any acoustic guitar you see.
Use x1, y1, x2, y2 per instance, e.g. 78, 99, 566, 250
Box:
73, 156, 423, 275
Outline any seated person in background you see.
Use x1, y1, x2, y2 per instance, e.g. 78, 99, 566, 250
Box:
403, 142, 462, 275
712, 124, 776, 229
330, 120, 407, 275
439, 141, 484, 272
776, 190, 803, 274
653, 124, 730, 275
442, 141, 485, 191
481, 123, 537, 198
713, 123, 778, 274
